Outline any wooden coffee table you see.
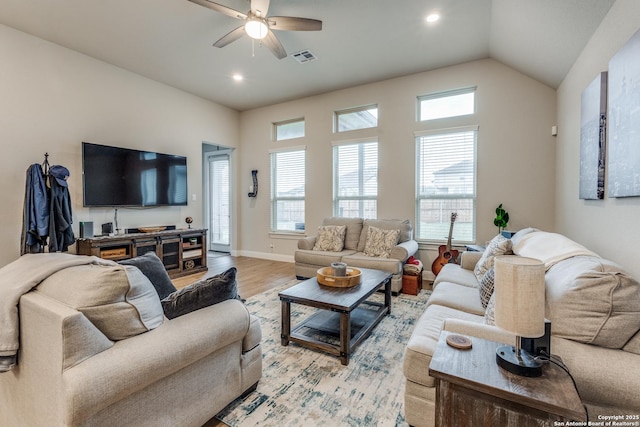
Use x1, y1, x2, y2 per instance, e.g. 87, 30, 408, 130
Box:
279, 268, 392, 365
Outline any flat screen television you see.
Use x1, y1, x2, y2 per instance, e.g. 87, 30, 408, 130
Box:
82, 142, 188, 207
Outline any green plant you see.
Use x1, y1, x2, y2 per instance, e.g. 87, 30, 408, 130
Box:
493, 204, 509, 234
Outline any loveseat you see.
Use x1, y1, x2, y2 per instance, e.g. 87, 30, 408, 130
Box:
294, 217, 419, 294
0, 253, 262, 427
403, 229, 640, 427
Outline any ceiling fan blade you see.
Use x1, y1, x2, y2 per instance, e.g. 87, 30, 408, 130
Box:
213, 26, 246, 48
268, 16, 322, 31
250, 0, 270, 17
187, 0, 247, 20
262, 31, 287, 59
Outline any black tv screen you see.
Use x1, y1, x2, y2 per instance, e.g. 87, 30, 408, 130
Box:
82, 142, 187, 207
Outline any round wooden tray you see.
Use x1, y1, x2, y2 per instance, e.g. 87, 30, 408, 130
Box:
317, 267, 362, 288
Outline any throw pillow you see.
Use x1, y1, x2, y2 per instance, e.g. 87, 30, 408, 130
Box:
161, 267, 240, 319
484, 292, 496, 326
363, 226, 400, 258
119, 251, 177, 300
473, 234, 512, 282
479, 266, 495, 309
37, 263, 164, 340
313, 225, 347, 252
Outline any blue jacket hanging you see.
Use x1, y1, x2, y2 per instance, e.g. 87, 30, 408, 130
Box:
21, 164, 49, 254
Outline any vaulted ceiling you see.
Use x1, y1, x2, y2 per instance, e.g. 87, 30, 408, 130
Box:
0, 0, 615, 111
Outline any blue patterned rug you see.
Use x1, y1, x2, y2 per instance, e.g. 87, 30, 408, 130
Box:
216, 280, 431, 427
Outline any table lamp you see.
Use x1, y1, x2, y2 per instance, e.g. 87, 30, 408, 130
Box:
494, 255, 546, 377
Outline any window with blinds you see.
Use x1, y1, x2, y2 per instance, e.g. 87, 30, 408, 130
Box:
418, 87, 476, 122
415, 127, 477, 242
270, 149, 305, 232
333, 141, 378, 218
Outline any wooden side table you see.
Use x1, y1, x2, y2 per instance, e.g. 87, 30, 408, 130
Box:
429, 331, 587, 427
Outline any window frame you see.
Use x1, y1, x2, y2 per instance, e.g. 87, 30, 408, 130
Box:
273, 117, 305, 141
332, 139, 378, 219
334, 104, 379, 133
415, 126, 478, 244
270, 147, 306, 233
417, 87, 476, 122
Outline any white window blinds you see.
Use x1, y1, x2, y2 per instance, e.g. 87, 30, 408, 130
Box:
333, 141, 378, 218
270, 149, 305, 231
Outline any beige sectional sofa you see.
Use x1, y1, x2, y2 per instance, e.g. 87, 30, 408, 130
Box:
0, 255, 262, 427
294, 217, 419, 294
403, 229, 640, 427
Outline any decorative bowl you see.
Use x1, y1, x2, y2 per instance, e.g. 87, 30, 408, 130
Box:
316, 267, 362, 288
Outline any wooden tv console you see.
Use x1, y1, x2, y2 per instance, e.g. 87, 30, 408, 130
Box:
76, 228, 208, 278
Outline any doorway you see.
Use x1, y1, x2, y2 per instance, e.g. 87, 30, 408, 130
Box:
204, 145, 233, 253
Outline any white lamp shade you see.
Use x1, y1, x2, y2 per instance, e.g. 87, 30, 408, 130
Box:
494, 255, 545, 338
245, 19, 269, 39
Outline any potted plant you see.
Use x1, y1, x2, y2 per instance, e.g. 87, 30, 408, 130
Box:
494, 204, 509, 234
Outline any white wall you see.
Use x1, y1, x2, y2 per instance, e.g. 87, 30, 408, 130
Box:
556, 0, 640, 279
0, 24, 239, 267
238, 58, 557, 269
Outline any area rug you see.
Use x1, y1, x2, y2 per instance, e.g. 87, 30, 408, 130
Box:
216, 280, 431, 427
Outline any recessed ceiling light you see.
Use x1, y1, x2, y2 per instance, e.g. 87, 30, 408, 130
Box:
426, 13, 440, 23
232, 73, 244, 82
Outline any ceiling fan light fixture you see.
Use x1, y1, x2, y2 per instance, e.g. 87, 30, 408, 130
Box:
245, 18, 269, 39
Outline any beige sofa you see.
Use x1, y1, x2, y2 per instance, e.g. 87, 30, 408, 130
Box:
295, 217, 419, 294
0, 257, 262, 427
403, 230, 640, 427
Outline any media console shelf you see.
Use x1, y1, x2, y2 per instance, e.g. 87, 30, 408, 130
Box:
76, 228, 208, 279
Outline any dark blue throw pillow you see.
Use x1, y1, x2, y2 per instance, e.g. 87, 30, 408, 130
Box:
161, 267, 240, 319
119, 252, 177, 300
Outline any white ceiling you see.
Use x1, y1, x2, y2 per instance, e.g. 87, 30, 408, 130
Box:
0, 0, 615, 111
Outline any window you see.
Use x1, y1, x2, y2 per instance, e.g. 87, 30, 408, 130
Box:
335, 105, 378, 132
274, 118, 305, 141
270, 148, 305, 232
416, 127, 477, 243
333, 141, 378, 218
418, 87, 476, 121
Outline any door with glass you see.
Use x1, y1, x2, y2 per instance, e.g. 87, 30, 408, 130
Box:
208, 153, 230, 253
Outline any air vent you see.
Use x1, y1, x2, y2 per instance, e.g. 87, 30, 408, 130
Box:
292, 50, 317, 63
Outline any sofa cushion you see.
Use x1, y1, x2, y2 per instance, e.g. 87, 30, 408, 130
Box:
513, 231, 599, 270
434, 263, 479, 290
36, 264, 164, 340
312, 225, 347, 252
403, 304, 483, 387
341, 252, 402, 275
479, 266, 495, 308
161, 267, 240, 319
363, 226, 400, 258
119, 251, 177, 300
545, 256, 640, 348
427, 283, 486, 316
623, 329, 640, 355
322, 217, 363, 251
295, 249, 356, 266
358, 219, 412, 252
473, 234, 512, 281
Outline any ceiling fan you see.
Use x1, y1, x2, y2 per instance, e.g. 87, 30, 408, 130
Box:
188, 0, 322, 59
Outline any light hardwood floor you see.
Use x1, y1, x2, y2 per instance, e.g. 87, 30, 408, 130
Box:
173, 252, 296, 297
174, 253, 296, 427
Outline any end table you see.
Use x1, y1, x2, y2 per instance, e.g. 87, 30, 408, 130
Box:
429, 331, 587, 426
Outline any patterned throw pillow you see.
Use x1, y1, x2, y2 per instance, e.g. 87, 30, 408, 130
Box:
363, 226, 400, 258
484, 292, 496, 325
473, 234, 512, 282
479, 266, 495, 308
313, 225, 347, 252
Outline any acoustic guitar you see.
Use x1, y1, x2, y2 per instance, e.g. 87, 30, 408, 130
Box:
431, 212, 459, 277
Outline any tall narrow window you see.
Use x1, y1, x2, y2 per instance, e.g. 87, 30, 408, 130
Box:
270, 148, 305, 231
416, 127, 477, 243
333, 141, 378, 218
418, 87, 476, 121
209, 153, 230, 250
335, 105, 378, 132
274, 118, 305, 141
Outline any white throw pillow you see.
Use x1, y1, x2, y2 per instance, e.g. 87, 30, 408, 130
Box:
313, 225, 347, 252
363, 226, 400, 258
473, 234, 512, 281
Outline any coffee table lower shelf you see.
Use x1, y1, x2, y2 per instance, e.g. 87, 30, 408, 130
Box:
285, 302, 387, 364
